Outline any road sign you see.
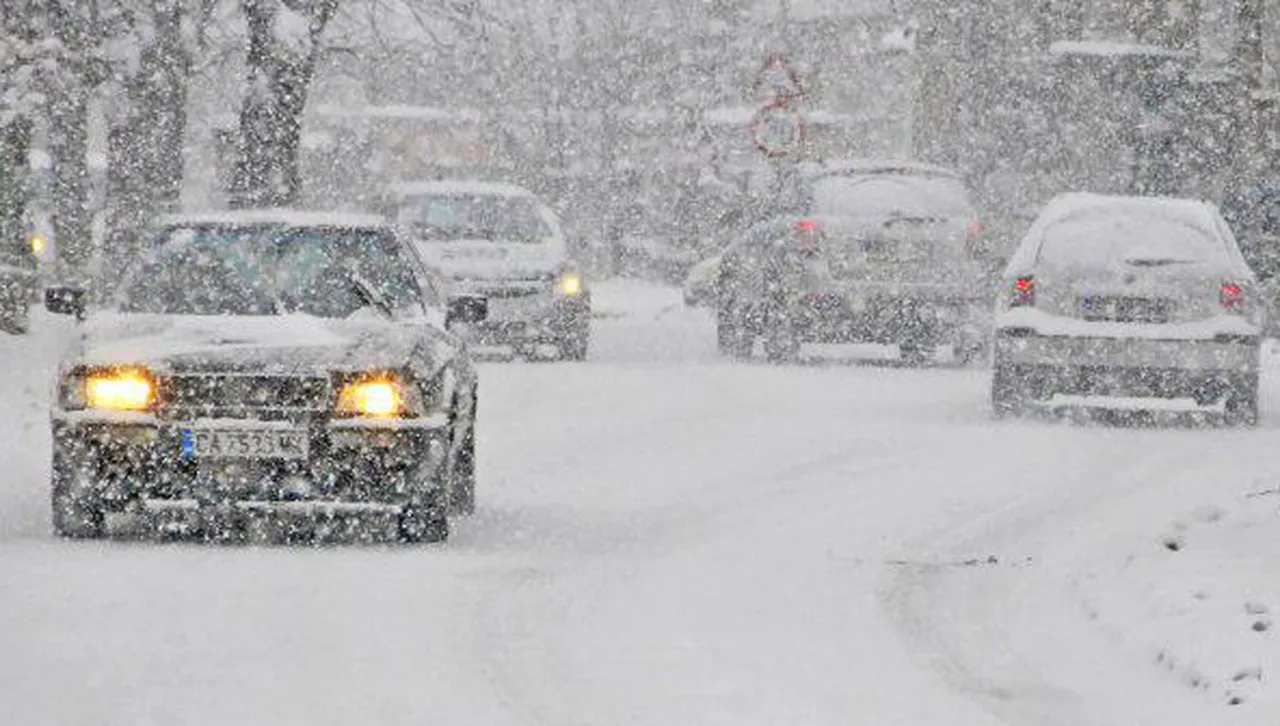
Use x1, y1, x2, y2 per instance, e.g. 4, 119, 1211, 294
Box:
751, 101, 806, 158
754, 53, 805, 105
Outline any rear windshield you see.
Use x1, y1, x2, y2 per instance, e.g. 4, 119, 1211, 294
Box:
811, 174, 971, 218
1037, 214, 1226, 267
396, 193, 551, 243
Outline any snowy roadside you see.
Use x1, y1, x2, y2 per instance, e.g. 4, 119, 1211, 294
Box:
589, 276, 691, 322
1073, 485, 1280, 713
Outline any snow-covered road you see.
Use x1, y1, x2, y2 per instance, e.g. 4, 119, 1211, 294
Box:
0, 280, 1275, 726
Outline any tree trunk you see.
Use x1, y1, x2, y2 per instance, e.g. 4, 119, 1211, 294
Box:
103, 4, 191, 289
230, 0, 337, 209
0, 120, 34, 274
48, 89, 91, 287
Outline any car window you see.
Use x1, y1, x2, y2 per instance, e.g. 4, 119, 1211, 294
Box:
810, 174, 971, 217
396, 193, 552, 243
119, 224, 428, 318
1036, 213, 1228, 267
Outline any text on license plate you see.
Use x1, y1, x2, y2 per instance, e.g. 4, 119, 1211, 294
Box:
181, 429, 309, 460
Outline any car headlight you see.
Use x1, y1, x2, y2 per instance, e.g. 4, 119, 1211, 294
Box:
63, 367, 156, 411
557, 273, 583, 297
334, 375, 426, 418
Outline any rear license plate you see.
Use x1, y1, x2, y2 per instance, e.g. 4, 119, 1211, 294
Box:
1081, 296, 1170, 324
181, 429, 309, 460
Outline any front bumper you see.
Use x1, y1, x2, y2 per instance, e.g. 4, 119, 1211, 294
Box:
51, 414, 451, 514
461, 295, 589, 347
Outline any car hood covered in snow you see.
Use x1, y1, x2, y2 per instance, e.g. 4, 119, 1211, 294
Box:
410, 238, 566, 281
63, 312, 446, 375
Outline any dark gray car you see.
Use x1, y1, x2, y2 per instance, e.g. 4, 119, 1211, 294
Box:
44, 212, 482, 543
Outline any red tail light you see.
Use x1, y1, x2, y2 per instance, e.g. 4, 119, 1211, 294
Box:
1220, 282, 1244, 312
1010, 276, 1035, 308
795, 218, 821, 253
965, 218, 985, 259
968, 218, 985, 240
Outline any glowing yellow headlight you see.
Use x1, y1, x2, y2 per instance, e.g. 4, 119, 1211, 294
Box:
558, 274, 583, 297
336, 380, 406, 417
85, 370, 154, 411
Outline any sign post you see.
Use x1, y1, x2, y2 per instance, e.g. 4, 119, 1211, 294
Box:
751, 53, 808, 209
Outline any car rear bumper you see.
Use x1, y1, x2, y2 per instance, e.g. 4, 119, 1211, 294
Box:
994, 330, 1260, 373
790, 293, 985, 345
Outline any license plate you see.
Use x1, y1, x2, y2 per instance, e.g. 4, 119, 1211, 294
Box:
181, 429, 309, 460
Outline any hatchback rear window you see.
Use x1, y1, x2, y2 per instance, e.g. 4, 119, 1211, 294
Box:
811, 174, 971, 218
1037, 214, 1226, 267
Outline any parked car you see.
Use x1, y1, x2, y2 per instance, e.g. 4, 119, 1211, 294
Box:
45, 211, 483, 542
991, 193, 1262, 424
388, 180, 591, 360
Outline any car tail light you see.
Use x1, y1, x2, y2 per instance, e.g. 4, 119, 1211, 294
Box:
965, 217, 985, 258
1010, 276, 1034, 308
1220, 282, 1244, 313
795, 218, 821, 253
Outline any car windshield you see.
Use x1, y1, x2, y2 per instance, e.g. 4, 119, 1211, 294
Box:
1037, 213, 1226, 268
810, 174, 972, 218
116, 223, 425, 317
396, 193, 551, 243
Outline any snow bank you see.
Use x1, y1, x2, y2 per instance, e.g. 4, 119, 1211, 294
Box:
1076, 489, 1280, 712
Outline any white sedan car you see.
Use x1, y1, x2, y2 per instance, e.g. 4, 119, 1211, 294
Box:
992, 193, 1263, 424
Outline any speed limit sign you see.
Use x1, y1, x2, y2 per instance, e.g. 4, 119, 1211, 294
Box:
752, 102, 807, 158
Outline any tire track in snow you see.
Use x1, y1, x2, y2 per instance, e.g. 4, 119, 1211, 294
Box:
881, 430, 1247, 726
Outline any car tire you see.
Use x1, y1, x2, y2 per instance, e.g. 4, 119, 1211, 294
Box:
50, 449, 106, 539
900, 340, 934, 367
762, 315, 800, 363
1223, 373, 1259, 427
558, 331, 589, 361
398, 486, 449, 544
450, 394, 477, 516
1, 297, 30, 336
717, 303, 753, 359
991, 363, 1032, 419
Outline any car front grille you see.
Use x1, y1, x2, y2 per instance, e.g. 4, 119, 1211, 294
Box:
161, 374, 331, 419
1079, 296, 1171, 324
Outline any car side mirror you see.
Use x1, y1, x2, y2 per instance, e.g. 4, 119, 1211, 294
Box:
446, 295, 488, 327
45, 285, 87, 320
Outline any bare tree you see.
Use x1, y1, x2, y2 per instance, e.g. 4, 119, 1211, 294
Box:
99, 0, 222, 287
229, 0, 340, 208
0, 2, 41, 280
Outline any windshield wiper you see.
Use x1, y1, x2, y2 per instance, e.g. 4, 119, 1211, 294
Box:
347, 271, 394, 319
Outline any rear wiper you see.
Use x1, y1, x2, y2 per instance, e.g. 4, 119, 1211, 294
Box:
1123, 257, 1196, 267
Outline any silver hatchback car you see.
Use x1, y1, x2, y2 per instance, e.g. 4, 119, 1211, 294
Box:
992, 193, 1263, 424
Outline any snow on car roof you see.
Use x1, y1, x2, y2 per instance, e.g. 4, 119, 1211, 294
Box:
1048, 39, 1196, 60
1037, 192, 1220, 229
157, 209, 389, 229
388, 180, 537, 199
810, 158, 962, 179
